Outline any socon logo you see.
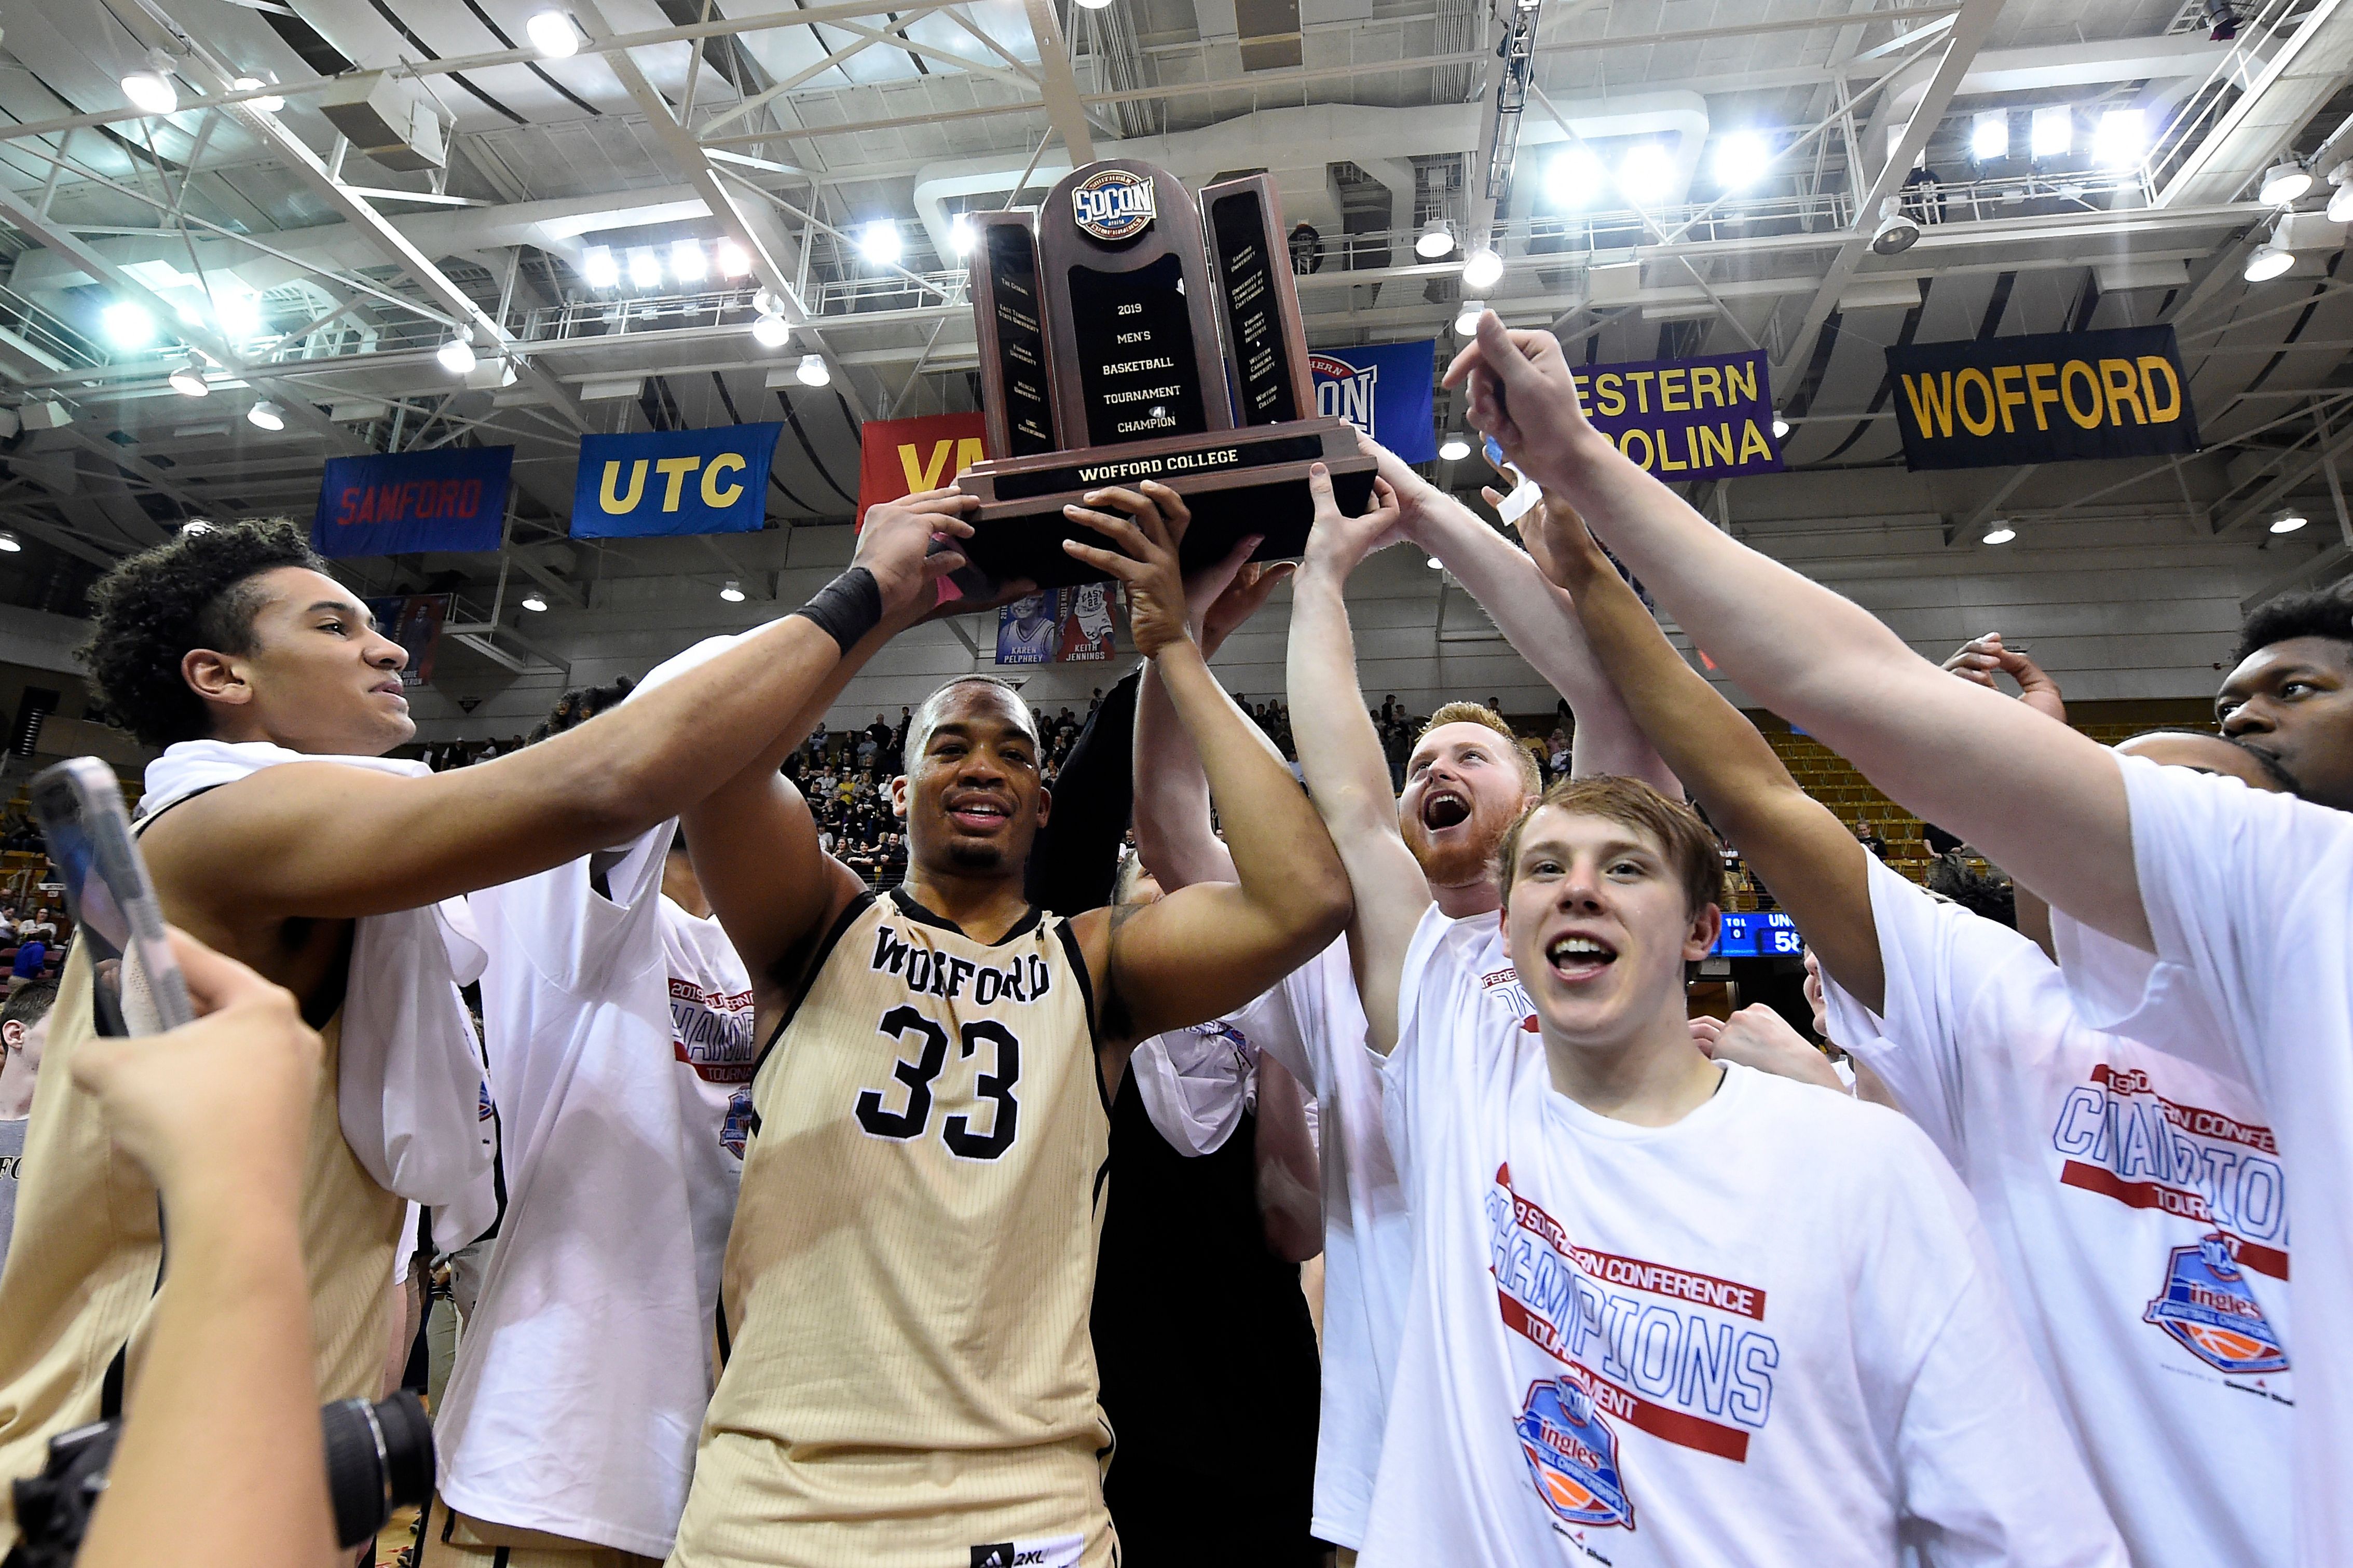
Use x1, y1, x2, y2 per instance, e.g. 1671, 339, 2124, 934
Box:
1073, 169, 1155, 241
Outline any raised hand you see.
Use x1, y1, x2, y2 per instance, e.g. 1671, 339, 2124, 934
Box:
1201, 556, 1294, 656
1300, 464, 1404, 581
1353, 430, 1443, 545
1441, 312, 1597, 493
1486, 486, 1606, 593
1943, 632, 2066, 724
852, 487, 978, 624
1688, 1003, 1846, 1093
1062, 479, 1194, 658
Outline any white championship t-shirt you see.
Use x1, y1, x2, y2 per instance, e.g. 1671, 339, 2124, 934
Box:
2047, 755, 2353, 1567
435, 829, 741, 1558
1365, 903, 2125, 1568
1234, 940, 1414, 1551
658, 893, 756, 1284
1822, 856, 2289, 1568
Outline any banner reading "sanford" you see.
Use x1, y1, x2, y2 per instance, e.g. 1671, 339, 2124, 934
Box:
1571, 351, 1782, 481
1885, 326, 2198, 471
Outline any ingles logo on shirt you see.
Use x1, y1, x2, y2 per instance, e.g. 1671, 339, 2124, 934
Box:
2143, 1233, 2289, 1377
1072, 169, 1155, 242
1516, 1378, 1635, 1530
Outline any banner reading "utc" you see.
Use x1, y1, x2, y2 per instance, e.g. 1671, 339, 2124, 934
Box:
571, 423, 783, 538
1885, 326, 2198, 470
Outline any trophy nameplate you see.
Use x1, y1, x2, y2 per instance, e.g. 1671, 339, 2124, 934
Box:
956, 160, 1377, 590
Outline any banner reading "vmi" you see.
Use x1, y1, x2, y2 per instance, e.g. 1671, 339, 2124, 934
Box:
1886, 326, 2198, 471
571, 423, 783, 538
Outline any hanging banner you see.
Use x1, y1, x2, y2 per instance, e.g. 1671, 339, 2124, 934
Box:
858, 412, 989, 525
312, 447, 512, 559
996, 591, 1061, 665
1058, 582, 1119, 662
571, 423, 782, 538
1570, 351, 1782, 480
1310, 340, 1437, 463
1885, 326, 2198, 471
360, 594, 452, 687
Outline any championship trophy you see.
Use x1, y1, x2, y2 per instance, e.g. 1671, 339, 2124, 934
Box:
952, 161, 1379, 589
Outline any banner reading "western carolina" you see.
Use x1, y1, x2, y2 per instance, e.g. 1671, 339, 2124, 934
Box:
1886, 326, 2198, 471
1571, 351, 1782, 480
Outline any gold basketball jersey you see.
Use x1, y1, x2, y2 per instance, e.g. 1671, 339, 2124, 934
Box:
669, 889, 1116, 1568
0, 943, 405, 1535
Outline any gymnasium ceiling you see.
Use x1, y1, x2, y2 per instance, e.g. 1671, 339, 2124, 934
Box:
0, 0, 2347, 679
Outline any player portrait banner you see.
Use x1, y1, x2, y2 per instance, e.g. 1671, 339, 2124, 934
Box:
997, 591, 1060, 665
1310, 340, 1437, 463
359, 593, 452, 687
1885, 325, 2198, 471
1569, 351, 1782, 482
1058, 582, 1119, 661
858, 411, 988, 525
311, 446, 512, 559
570, 423, 782, 538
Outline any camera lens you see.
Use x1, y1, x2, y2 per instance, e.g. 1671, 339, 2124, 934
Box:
319, 1391, 435, 1549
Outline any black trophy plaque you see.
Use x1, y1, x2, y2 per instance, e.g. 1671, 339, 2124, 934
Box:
955, 159, 1375, 591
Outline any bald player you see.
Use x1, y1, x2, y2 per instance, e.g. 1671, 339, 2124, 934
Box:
666, 479, 1354, 1568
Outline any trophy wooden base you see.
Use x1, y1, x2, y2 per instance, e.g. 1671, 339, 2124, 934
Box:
953, 417, 1377, 592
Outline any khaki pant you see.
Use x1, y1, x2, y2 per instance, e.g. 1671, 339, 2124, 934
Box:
419, 1496, 663, 1568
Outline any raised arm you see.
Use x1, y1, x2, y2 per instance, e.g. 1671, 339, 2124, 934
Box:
1130, 540, 1295, 892
147, 493, 975, 926
1446, 315, 2147, 951
1287, 465, 1431, 1055
1362, 434, 1678, 794
1060, 481, 1353, 1061
1526, 493, 1882, 1012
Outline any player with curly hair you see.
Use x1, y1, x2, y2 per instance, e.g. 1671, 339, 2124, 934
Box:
0, 497, 979, 1541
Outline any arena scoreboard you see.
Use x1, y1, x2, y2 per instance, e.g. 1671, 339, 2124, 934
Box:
1712, 911, 1803, 958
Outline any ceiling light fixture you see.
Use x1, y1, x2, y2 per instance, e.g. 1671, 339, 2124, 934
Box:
230, 76, 283, 114
719, 580, 746, 602
168, 358, 209, 397
582, 244, 620, 289
247, 398, 285, 431
2030, 105, 2072, 159
2270, 508, 2309, 534
1076, 0, 1113, 11
1438, 434, 1472, 461
1771, 411, 1790, 439
101, 301, 156, 349
2092, 108, 2146, 168
1426, 556, 1445, 570
1454, 298, 1486, 335
1981, 522, 2016, 545
2202, 0, 2240, 39
626, 247, 662, 290
121, 69, 177, 117
751, 310, 791, 348
526, 10, 582, 58
1415, 217, 1456, 259
1870, 196, 1920, 256
436, 331, 478, 375
1460, 246, 1503, 292
2244, 239, 2294, 282
796, 353, 831, 387
1545, 146, 1606, 209
671, 238, 707, 283
1971, 110, 2008, 162
950, 213, 977, 257
182, 518, 214, 534
1713, 130, 1770, 190
0, 531, 20, 553
1619, 143, 1675, 196
2259, 162, 2311, 205
714, 238, 752, 279
858, 220, 902, 267
520, 592, 549, 612
2328, 162, 2353, 223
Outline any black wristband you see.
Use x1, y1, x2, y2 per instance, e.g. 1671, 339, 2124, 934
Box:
790, 565, 884, 653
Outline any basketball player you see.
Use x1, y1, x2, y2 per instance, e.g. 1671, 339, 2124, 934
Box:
423, 687, 763, 1568
1541, 493, 2291, 1567
665, 479, 1353, 1568
1286, 461, 2123, 1565
1448, 309, 2353, 1565
1128, 438, 1676, 1558
0, 492, 975, 1527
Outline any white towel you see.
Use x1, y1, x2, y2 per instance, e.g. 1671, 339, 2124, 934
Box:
141, 740, 499, 1247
